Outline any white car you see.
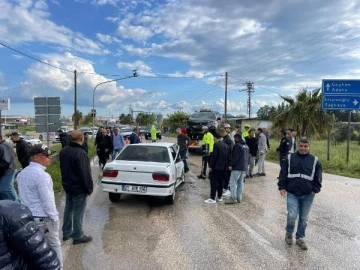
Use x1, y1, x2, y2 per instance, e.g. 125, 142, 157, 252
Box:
22, 136, 42, 146
102, 142, 185, 204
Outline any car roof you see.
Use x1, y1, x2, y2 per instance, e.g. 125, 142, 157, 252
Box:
128, 142, 175, 148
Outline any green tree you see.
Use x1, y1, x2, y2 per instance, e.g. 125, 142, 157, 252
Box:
163, 111, 189, 131
72, 110, 83, 128
82, 112, 93, 126
119, 113, 134, 125
272, 88, 335, 138
136, 113, 156, 126
199, 108, 212, 112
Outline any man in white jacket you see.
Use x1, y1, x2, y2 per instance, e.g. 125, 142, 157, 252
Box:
255, 128, 267, 177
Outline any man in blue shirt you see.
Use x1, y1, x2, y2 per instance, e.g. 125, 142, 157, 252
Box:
112, 128, 125, 159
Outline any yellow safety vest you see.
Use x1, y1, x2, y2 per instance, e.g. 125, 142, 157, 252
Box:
201, 132, 214, 153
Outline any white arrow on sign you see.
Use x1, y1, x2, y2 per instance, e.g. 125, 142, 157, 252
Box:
353, 99, 358, 106
326, 83, 330, 91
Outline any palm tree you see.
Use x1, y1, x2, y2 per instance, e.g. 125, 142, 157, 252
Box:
273, 88, 335, 138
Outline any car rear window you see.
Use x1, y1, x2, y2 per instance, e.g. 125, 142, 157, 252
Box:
116, 146, 170, 163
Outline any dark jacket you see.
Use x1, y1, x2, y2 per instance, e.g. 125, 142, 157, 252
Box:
82, 139, 88, 154
278, 152, 322, 196
95, 132, 102, 146
60, 142, 93, 195
15, 138, 30, 168
0, 200, 60, 270
130, 133, 140, 144
277, 136, 291, 160
231, 141, 249, 171
177, 134, 190, 150
208, 141, 229, 171
98, 135, 112, 152
245, 136, 257, 157
59, 133, 70, 148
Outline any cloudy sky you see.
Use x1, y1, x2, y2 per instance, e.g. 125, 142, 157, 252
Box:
1, 0, 360, 118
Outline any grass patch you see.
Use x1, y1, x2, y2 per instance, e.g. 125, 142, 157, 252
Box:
46, 143, 97, 192
266, 139, 360, 179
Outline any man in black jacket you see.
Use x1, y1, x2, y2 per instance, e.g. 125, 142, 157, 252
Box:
245, 128, 257, 178
130, 127, 141, 144
60, 130, 93, 245
10, 132, 30, 168
176, 128, 190, 173
277, 137, 322, 250
58, 130, 70, 148
225, 134, 249, 204
204, 132, 229, 204
0, 200, 60, 269
277, 129, 291, 168
219, 127, 233, 196
97, 128, 113, 169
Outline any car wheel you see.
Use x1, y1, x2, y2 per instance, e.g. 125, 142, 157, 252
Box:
109, 193, 121, 202
165, 186, 176, 205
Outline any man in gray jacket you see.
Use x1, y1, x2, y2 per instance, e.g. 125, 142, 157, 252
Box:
0, 136, 18, 201
225, 134, 249, 204
255, 128, 267, 177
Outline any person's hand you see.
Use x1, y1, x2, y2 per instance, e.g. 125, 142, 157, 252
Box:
280, 189, 287, 197
105, 149, 108, 152
228, 166, 232, 171
209, 168, 212, 172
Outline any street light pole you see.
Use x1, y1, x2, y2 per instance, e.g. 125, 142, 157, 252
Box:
92, 71, 138, 139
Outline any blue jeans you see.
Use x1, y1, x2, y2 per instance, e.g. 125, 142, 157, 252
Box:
229, 170, 246, 200
62, 193, 87, 240
112, 148, 122, 160
286, 192, 315, 239
0, 169, 18, 201
179, 149, 189, 171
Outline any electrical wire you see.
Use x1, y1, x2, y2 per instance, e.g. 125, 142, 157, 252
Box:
0, 42, 74, 73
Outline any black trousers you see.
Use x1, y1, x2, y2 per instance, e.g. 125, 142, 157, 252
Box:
223, 170, 231, 190
201, 155, 209, 176
210, 169, 225, 200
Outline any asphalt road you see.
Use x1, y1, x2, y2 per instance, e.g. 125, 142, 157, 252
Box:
59, 140, 360, 270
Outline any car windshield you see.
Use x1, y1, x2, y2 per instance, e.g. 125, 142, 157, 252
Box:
190, 112, 216, 120
117, 146, 170, 163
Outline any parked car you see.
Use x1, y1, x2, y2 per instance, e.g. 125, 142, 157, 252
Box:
22, 136, 42, 146
101, 143, 185, 204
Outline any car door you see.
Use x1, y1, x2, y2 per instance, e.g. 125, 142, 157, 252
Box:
170, 145, 183, 180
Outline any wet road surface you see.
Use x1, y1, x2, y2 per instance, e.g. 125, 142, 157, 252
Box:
59, 141, 360, 270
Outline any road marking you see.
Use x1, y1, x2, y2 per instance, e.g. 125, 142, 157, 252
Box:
224, 210, 285, 261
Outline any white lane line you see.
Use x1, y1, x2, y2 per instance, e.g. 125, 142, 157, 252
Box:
224, 210, 285, 261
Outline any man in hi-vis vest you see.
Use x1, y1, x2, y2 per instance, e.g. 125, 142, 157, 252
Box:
277, 137, 322, 251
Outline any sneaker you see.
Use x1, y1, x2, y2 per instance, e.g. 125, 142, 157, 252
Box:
236, 198, 242, 203
245, 175, 250, 179
217, 197, 223, 202
285, 233, 293, 245
225, 198, 238, 204
63, 234, 73, 241
204, 198, 216, 204
254, 173, 261, 177
296, 238, 308, 250
184, 168, 190, 173
260, 173, 266, 176
223, 190, 231, 197
73, 235, 93, 245
197, 174, 206, 179
249, 174, 253, 178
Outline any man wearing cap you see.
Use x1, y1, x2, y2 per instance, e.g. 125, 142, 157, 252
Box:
197, 126, 214, 179
17, 144, 63, 269
10, 132, 30, 168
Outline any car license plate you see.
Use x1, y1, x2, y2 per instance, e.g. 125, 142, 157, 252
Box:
122, 185, 147, 193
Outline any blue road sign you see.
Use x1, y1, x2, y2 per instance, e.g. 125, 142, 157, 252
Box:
322, 95, 360, 110
322, 79, 360, 95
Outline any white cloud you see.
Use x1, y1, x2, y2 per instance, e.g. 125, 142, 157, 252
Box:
0, 1, 105, 55
96, 33, 121, 44
117, 60, 155, 77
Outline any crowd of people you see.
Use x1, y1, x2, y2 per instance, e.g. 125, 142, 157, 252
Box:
176, 124, 322, 250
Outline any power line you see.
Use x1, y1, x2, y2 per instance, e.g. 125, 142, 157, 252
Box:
0, 41, 74, 73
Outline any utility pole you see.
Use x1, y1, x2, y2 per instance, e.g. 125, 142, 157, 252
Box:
240, 82, 255, 119
224, 72, 228, 122
74, 69, 78, 130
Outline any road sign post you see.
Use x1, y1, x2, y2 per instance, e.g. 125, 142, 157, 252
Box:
34, 97, 61, 149
322, 79, 360, 164
0, 99, 10, 137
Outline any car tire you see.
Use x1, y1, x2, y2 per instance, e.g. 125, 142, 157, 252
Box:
165, 186, 176, 205
109, 193, 121, 202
